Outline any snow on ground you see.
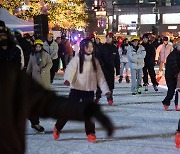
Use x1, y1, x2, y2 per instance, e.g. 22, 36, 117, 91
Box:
25, 74, 180, 154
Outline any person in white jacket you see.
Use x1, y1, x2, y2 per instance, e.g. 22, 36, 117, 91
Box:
53, 38, 110, 143
127, 36, 146, 95
118, 38, 130, 83
155, 36, 173, 82
43, 33, 59, 83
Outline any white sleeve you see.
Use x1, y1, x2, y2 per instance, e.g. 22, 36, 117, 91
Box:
64, 56, 79, 83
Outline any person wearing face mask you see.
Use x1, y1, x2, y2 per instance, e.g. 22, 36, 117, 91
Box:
43, 33, 59, 83
155, 36, 173, 82
162, 38, 180, 111
0, 26, 24, 69
53, 38, 110, 143
95, 33, 120, 105
26, 39, 52, 132
127, 36, 146, 95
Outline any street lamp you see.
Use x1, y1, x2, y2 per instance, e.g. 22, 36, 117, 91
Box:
112, 0, 116, 33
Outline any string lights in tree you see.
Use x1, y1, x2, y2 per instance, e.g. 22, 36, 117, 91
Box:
0, 0, 87, 29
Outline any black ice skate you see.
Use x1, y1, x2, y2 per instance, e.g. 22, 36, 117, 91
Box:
153, 85, 158, 92
31, 124, 45, 133
145, 85, 148, 92
119, 76, 123, 83
125, 76, 130, 83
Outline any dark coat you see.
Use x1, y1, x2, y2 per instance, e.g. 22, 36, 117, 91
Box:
0, 60, 113, 154
141, 42, 156, 66
0, 44, 22, 69
16, 37, 33, 68
165, 49, 180, 83
98, 43, 120, 90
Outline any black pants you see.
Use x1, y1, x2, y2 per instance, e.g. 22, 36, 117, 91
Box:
50, 58, 59, 82
29, 115, 39, 125
55, 89, 95, 135
96, 87, 113, 101
58, 54, 66, 71
143, 65, 158, 86
162, 79, 177, 106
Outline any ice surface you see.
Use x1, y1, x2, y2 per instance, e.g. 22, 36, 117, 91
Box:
25, 74, 180, 154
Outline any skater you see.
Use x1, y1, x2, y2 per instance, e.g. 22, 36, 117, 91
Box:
118, 38, 130, 83
0, 29, 114, 153
141, 33, 159, 92
27, 39, 53, 132
95, 33, 120, 105
155, 36, 173, 82
56, 36, 66, 72
43, 33, 59, 83
162, 38, 180, 110
175, 72, 180, 111
53, 38, 110, 142
127, 36, 146, 95
0, 60, 114, 154
0, 25, 24, 69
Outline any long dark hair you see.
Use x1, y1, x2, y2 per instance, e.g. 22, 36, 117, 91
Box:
79, 39, 97, 74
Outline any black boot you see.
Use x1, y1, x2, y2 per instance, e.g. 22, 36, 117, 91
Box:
125, 76, 130, 83
119, 76, 123, 83
31, 124, 45, 133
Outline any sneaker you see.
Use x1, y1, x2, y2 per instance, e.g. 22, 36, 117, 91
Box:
53, 125, 60, 140
87, 134, 96, 143
175, 105, 180, 111
137, 87, 142, 94
31, 124, 45, 133
164, 105, 169, 110
108, 100, 113, 106
153, 85, 158, 92
175, 132, 180, 148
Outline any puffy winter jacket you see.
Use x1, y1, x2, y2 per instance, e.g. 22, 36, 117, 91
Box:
155, 43, 173, 63
43, 41, 58, 60
64, 54, 110, 95
127, 45, 146, 69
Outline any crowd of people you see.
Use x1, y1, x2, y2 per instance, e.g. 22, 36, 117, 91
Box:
1, 19, 180, 152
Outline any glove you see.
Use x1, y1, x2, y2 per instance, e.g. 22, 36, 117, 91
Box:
85, 103, 114, 136
64, 80, 70, 86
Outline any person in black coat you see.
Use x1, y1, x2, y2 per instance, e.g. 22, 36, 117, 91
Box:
0, 26, 23, 69
141, 34, 159, 92
14, 31, 33, 70
0, 60, 113, 154
96, 33, 120, 105
153, 35, 163, 49
56, 36, 66, 71
162, 40, 180, 110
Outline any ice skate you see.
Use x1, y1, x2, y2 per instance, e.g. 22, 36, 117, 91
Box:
153, 85, 158, 92
87, 134, 96, 143
118, 76, 123, 83
31, 124, 45, 133
53, 125, 60, 140
108, 100, 113, 106
125, 76, 130, 83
